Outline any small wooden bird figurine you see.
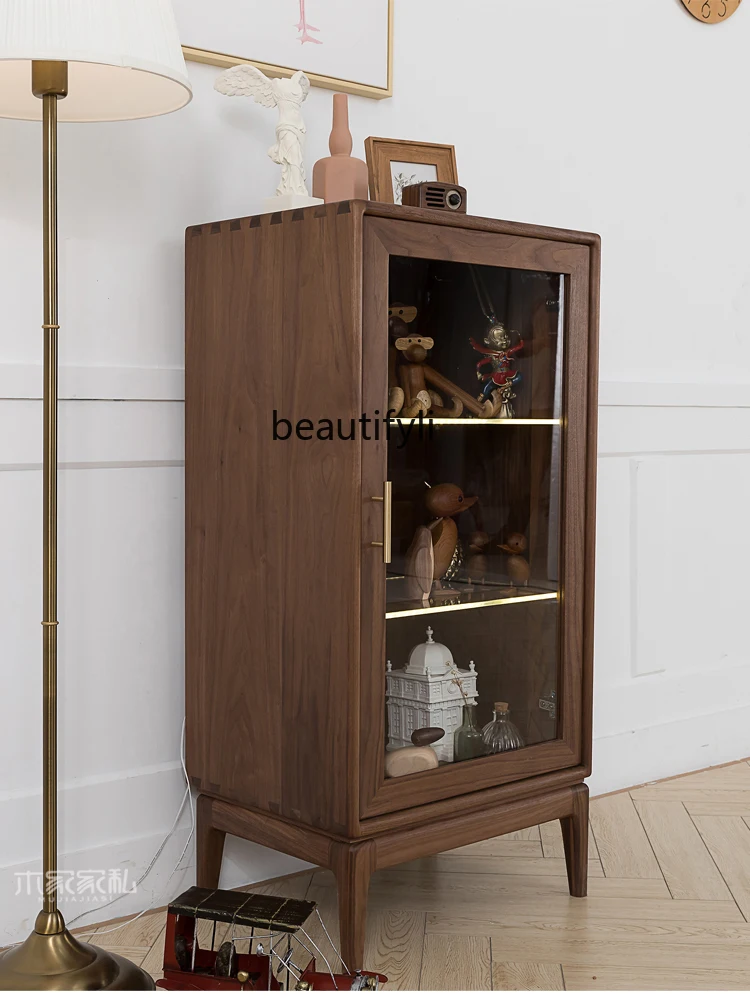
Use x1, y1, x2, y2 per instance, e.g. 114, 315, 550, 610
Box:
498, 532, 530, 587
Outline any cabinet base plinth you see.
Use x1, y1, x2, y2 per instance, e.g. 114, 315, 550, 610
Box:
196, 781, 589, 972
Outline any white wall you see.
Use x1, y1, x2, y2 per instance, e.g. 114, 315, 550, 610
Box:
1, 0, 750, 944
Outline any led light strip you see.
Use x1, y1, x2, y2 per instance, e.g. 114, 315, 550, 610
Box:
385, 591, 559, 619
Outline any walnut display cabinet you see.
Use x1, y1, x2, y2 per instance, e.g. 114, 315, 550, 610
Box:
185, 200, 600, 971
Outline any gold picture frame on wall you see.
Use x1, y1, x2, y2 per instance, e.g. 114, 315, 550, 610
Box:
177, 0, 393, 100
365, 137, 458, 204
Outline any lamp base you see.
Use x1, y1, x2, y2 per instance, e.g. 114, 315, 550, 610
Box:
0, 909, 154, 991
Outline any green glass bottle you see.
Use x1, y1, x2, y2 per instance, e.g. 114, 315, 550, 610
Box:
453, 703, 485, 762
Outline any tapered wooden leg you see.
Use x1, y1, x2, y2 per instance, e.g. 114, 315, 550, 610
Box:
329, 840, 377, 973
560, 782, 589, 897
196, 794, 226, 888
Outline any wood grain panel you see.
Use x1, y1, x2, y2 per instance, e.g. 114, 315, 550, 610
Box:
633, 787, 750, 805
589, 793, 662, 878
657, 763, 750, 792
635, 800, 732, 901
563, 965, 750, 990
186, 206, 363, 835
693, 815, 750, 919
493, 961, 564, 990
392, 854, 604, 878
501, 825, 541, 841
540, 820, 599, 861
364, 875, 740, 921
363, 911, 424, 991
420, 934, 491, 991
443, 837, 543, 858
431, 917, 750, 971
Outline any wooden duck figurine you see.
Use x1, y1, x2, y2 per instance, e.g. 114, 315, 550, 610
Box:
498, 531, 530, 587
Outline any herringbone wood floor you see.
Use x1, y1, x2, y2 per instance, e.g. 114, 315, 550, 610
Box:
83, 760, 750, 989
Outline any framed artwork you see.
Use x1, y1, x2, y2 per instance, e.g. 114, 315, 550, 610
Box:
174, 0, 393, 99
364, 138, 459, 204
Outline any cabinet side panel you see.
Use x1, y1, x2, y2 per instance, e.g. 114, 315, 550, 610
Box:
185, 206, 361, 834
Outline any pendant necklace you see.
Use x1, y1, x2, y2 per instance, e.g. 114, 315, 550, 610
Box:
470, 265, 506, 344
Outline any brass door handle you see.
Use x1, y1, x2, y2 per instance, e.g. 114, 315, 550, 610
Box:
370, 480, 392, 564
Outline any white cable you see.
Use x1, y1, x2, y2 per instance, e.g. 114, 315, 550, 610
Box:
69, 717, 195, 934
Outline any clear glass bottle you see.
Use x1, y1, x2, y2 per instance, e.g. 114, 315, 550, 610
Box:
453, 704, 485, 762
481, 701, 525, 754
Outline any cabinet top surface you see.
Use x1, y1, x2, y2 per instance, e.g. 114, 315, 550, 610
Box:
186, 200, 601, 249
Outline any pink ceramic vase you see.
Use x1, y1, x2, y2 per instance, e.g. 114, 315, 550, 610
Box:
312, 93, 369, 203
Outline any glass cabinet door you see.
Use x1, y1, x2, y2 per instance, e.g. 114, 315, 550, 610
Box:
382, 254, 564, 774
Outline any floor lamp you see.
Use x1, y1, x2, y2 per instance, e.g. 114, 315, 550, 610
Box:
0, 1, 191, 990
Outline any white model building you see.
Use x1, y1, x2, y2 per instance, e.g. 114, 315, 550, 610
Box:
386, 626, 478, 763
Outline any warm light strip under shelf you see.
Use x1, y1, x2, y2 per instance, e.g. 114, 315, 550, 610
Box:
427, 418, 562, 426
385, 591, 559, 619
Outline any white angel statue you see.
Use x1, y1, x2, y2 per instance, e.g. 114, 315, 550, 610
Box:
215, 65, 318, 205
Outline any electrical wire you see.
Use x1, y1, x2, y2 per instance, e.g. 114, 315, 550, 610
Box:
69, 717, 195, 934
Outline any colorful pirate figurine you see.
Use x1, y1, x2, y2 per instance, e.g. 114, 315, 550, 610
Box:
469, 324, 524, 418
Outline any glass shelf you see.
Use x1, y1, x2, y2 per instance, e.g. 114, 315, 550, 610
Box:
387, 417, 561, 428
385, 587, 558, 619
427, 417, 561, 427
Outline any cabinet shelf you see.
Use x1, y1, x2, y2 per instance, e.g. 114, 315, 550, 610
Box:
385, 587, 558, 619
426, 417, 562, 426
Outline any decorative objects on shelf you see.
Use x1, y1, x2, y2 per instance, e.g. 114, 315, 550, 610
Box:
175, 0, 393, 99
384, 726, 444, 778
157, 886, 386, 990
385, 628, 478, 763
470, 324, 524, 419
394, 333, 434, 418
0, 0, 191, 991
364, 137, 458, 204
482, 702, 526, 754
430, 517, 459, 583
423, 483, 476, 594
466, 530, 490, 587
387, 304, 464, 419
453, 667, 485, 761
680, 0, 742, 22
425, 484, 478, 518
402, 180, 467, 214
498, 532, 531, 587
214, 65, 323, 213
403, 526, 433, 603
312, 93, 369, 202
387, 302, 415, 416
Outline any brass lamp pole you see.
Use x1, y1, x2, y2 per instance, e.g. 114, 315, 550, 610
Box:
38, 59, 63, 930
0, 0, 191, 986
0, 61, 154, 990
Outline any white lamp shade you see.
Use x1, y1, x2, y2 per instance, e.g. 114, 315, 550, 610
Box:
0, 0, 192, 121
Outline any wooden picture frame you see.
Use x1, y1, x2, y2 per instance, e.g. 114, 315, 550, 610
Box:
176, 0, 393, 100
364, 138, 458, 203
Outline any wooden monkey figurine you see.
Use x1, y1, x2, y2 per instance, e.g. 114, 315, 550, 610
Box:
387, 303, 464, 418
387, 303, 415, 417
498, 531, 530, 587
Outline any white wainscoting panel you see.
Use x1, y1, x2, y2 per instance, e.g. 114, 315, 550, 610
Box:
590, 393, 750, 795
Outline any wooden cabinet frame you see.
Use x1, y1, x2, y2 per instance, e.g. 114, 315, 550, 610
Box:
186, 201, 600, 972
